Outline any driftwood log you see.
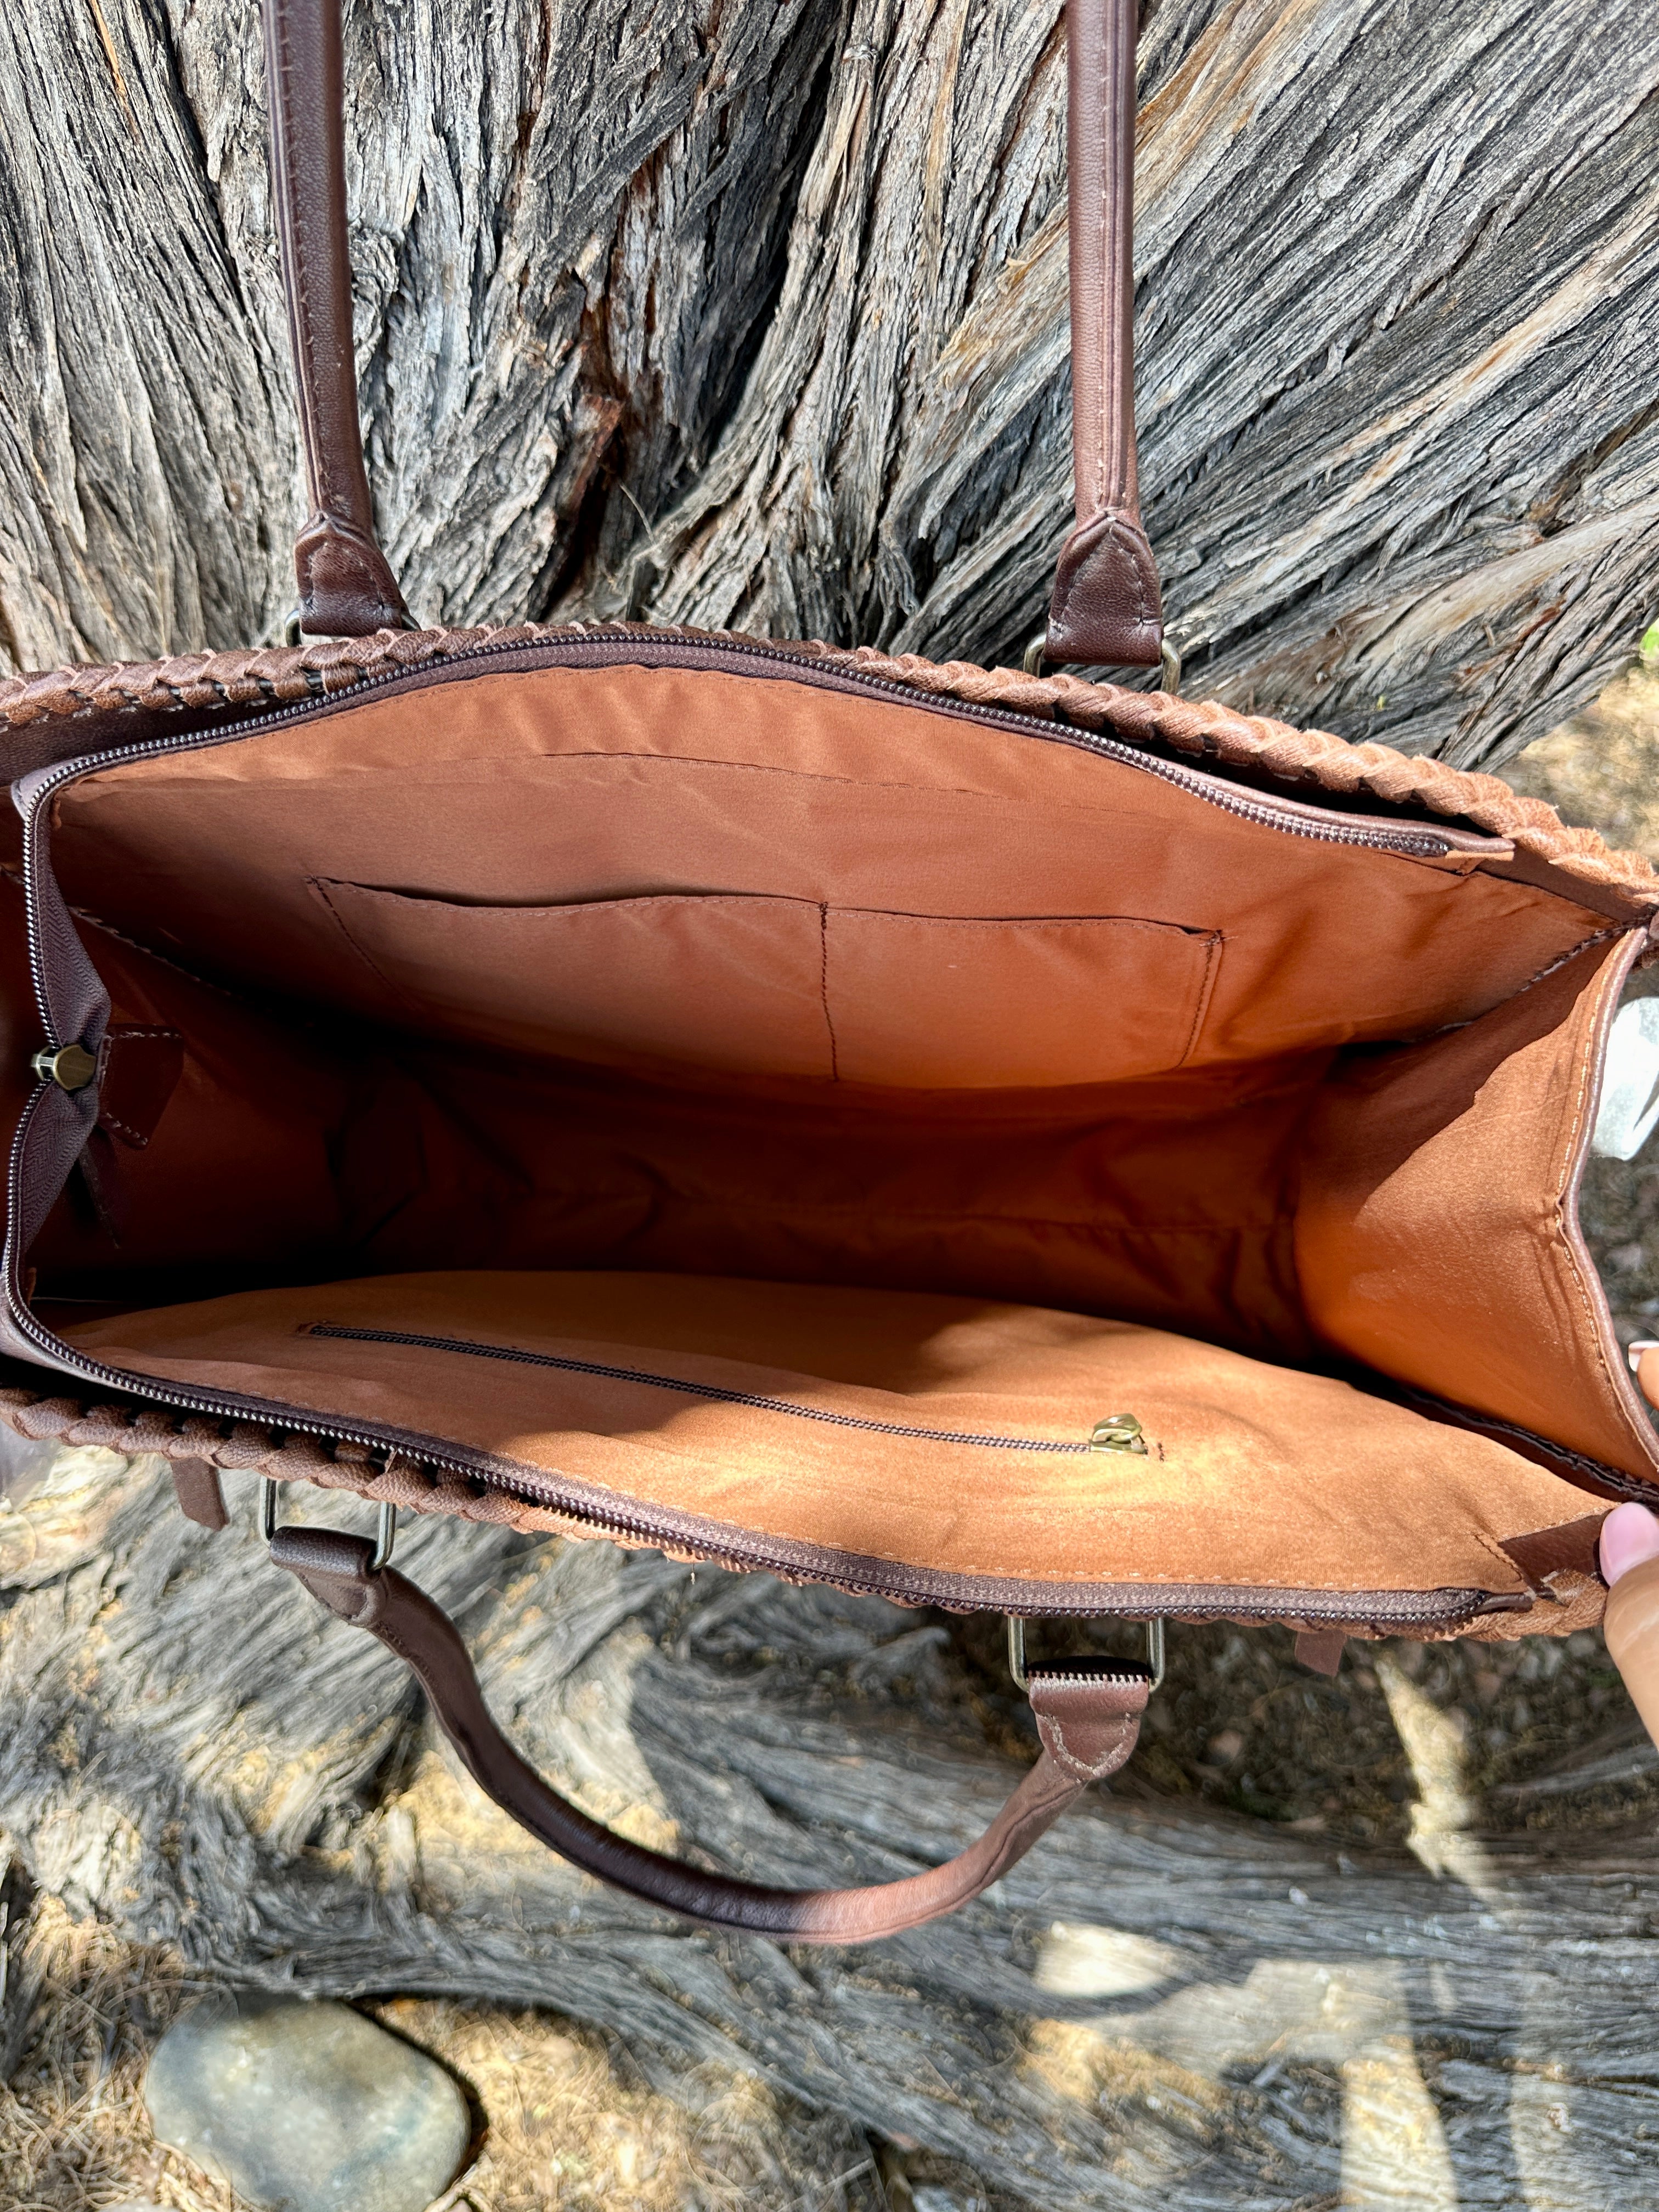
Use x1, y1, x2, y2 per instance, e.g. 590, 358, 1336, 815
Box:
0, 0, 1656, 766
3, 1436, 1659, 2209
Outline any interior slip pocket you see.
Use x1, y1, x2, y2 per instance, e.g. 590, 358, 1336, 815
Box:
822, 910, 1220, 1086
312, 879, 1220, 1088
313, 882, 836, 1077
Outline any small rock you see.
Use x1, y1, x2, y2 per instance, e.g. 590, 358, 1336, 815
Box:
144, 1995, 470, 2212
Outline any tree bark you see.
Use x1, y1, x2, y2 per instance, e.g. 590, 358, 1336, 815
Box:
1, 0, 1656, 768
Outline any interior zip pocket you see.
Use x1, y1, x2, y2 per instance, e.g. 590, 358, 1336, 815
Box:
306, 1321, 1111, 1454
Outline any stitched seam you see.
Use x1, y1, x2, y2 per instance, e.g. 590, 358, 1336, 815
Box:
1472, 1528, 1538, 1591
817, 904, 840, 1080
307, 877, 416, 1003
277, 1, 341, 520
1176, 933, 1223, 1065
1513, 928, 1621, 997
98, 1111, 149, 1147
275, 5, 320, 506
64, 906, 245, 1002
569, 1190, 1293, 1232
1109, 515, 1156, 642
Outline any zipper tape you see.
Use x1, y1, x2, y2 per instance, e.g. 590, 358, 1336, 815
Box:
308, 1321, 1104, 1453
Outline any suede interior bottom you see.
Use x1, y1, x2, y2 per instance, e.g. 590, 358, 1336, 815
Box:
64, 1269, 1600, 1602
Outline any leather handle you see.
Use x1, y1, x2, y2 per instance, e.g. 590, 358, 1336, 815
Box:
260, 0, 1161, 662
263, 0, 413, 636
1043, 0, 1164, 668
272, 1527, 1148, 1942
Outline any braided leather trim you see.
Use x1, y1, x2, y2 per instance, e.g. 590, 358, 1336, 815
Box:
0, 1384, 580, 1542
4, 623, 1655, 907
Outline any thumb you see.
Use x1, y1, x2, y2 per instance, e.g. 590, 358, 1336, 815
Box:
1600, 1501, 1659, 1585
1600, 1503, 1659, 1752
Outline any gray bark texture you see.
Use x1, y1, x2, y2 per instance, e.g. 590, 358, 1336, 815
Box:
1, 0, 1656, 768
3, 1437, 1659, 2210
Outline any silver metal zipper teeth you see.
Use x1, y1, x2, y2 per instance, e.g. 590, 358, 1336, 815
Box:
21, 807, 60, 1049
307, 1322, 1099, 1452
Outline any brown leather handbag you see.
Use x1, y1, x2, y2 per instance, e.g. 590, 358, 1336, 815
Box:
1, 0, 1656, 1943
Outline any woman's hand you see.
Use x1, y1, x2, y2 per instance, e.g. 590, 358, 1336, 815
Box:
1600, 1502, 1659, 1747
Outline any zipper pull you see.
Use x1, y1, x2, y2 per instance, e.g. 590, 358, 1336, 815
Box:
1090, 1413, 1148, 1455
32, 1042, 97, 1091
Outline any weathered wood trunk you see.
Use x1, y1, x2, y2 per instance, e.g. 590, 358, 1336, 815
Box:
1, 0, 1656, 767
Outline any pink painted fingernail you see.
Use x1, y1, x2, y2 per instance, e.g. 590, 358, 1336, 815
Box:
1600, 1502, 1659, 1585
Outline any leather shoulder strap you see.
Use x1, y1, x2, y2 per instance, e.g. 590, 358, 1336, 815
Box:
1044, 0, 1163, 668
263, 0, 412, 637
259, 0, 1161, 665
272, 1527, 1149, 1942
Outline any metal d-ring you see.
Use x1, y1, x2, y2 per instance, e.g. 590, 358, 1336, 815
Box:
1006, 1615, 1165, 1694
259, 1475, 397, 1571
1020, 636, 1183, 694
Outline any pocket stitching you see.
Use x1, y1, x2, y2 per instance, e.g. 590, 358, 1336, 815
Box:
817, 902, 840, 1081
1177, 929, 1224, 1068
309, 877, 422, 1011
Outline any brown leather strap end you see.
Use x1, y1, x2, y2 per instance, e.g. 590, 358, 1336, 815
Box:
1293, 1628, 1346, 1677
264, 0, 411, 638
295, 514, 413, 639
1030, 1660, 1148, 1781
1044, 507, 1164, 668
269, 1525, 389, 1626
169, 1455, 229, 1532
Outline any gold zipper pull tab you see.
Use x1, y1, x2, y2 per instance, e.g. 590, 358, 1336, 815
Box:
1090, 1413, 1148, 1455
32, 1042, 98, 1092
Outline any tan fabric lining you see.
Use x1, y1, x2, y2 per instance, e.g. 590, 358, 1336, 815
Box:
1296, 930, 1657, 1479
16, 657, 1655, 1605
311, 879, 1224, 1088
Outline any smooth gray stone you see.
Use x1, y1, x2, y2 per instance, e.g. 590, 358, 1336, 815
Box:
144, 1995, 470, 2212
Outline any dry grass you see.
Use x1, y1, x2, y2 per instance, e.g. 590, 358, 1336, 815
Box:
362, 1996, 890, 2212
1504, 654, 1659, 862
0, 1885, 238, 2212
0, 1875, 1009, 2212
